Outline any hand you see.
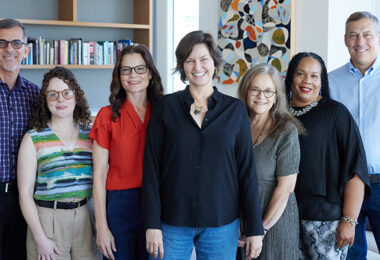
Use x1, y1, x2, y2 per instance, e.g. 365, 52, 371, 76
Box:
146, 229, 164, 259
96, 227, 116, 260
238, 229, 247, 248
245, 235, 263, 259
336, 221, 355, 249
35, 235, 62, 260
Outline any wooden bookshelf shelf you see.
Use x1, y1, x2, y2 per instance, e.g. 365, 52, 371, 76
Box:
11, 0, 152, 69
19, 19, 151, 30
21, 65, 115, 69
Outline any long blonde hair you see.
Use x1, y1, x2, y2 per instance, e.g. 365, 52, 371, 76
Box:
238, 63, 305, 136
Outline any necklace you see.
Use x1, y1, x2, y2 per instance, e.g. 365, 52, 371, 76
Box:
290, 100, 318, 116
253, 116, 269, 148
192, 100, 208, 115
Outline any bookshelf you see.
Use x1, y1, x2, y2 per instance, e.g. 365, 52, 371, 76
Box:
2, 0, 153, 69
1, 0, 153, 109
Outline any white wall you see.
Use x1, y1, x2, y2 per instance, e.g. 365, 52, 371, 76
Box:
327, 0, 374, 71
199, 0, 380, 97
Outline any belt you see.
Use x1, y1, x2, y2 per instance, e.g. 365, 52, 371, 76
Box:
35, 199, 87, 210
0, 182, 17, 193
369, 174, 380, 184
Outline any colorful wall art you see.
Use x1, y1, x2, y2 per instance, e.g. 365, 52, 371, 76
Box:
218, 0, 292, 84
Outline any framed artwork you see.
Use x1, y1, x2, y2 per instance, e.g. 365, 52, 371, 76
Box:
218, 0, 295, 84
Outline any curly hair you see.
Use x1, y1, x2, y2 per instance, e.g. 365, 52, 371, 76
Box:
174, 30, 222, 83
29, 66, 91, 131
109, 44, 164, 120
285, 52, 330, 101
238, 63, 305, 137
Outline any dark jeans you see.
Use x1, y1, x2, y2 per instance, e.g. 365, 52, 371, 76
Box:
0, 189, 27, 260
347, 183, 380, 260
105, 188, 148, 260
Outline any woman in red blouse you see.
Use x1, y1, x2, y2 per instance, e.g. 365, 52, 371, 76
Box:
90, 45, 163, 260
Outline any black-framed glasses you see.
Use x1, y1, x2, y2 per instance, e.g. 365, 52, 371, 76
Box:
0, 39, 27, 49
120, 65, 149, 75
45, 89, 75, 101
248, 88, 276, 98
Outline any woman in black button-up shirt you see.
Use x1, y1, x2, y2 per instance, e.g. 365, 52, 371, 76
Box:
142, 31, 264, 259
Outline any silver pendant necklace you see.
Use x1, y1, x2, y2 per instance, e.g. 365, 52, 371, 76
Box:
290, 100, 318, 116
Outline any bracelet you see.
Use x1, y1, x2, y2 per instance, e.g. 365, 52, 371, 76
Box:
340, 216, 358, 227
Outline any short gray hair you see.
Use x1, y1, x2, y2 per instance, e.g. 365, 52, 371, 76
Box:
0, 18, 26, 41
345, 11, 380, 33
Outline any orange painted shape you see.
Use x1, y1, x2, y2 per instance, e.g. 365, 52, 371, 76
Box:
223, 78, 235, 84
236, 41, 241, 48
231, 0, 239, 11
246, 26, 256, 41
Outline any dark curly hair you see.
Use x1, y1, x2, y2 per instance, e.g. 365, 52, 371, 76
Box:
29, 66, 91, 131
174, 30, 222, 83
109, 44, 164, 120
285, 52, 330, 101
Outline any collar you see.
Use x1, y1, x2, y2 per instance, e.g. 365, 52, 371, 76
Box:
348, 57, 380, 76
182, 85, 222, 103
0, 74, 27, 90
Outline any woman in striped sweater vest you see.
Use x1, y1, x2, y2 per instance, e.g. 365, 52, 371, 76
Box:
17, 66, 97, 260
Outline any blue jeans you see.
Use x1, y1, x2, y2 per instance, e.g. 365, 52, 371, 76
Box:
150, 219, 239, 260
106, 188, 148, 260
347, 183, 380, 260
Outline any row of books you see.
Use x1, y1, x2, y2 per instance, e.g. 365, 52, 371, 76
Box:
22, 37, 133, 66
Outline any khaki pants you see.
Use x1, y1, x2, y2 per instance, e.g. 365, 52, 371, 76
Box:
27, 200, 97, 260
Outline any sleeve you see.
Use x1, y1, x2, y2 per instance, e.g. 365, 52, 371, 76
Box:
335, 104, 370, 199
235, 101, 264, 236
142, 100, 165, 229
275, 123, 300, 177
88, 107, 111, 150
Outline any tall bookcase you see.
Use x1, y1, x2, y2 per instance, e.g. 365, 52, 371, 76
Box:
1, 0, 153, 108
15, 0, 152, 69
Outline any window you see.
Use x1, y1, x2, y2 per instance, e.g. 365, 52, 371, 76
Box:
154, 0, 199, 94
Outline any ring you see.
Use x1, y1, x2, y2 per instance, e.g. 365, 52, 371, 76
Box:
154, 249, 158, 252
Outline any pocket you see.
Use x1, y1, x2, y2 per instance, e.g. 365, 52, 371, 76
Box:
37, 206, 56, 240
106, 190, 113, 211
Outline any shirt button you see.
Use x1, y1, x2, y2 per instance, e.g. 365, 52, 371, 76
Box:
204, 118, 208, 121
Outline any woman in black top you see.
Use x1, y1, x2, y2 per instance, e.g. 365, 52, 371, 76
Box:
142, 31, 264, 259
285, 52, 370, 260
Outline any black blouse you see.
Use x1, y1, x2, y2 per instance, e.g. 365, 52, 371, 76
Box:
293, 97, 370, 221
142, 86, 263, 236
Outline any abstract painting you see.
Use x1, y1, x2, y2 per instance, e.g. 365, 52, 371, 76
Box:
218, 0, 293, 84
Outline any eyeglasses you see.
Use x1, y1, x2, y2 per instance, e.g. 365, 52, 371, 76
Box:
0, 39, 27, 49
45, 89, 75, 101
248, 88, 276, 98
120, 65, 149, 75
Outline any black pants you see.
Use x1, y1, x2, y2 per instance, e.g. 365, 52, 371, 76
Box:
0, 190, 27, 260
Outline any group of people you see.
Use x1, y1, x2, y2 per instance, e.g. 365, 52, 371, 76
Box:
0, 10, 379, 260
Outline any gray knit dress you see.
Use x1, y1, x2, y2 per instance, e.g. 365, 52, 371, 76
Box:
254, 122, 300, 260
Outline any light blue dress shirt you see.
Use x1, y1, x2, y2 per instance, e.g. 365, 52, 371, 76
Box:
329, 58, 380, 174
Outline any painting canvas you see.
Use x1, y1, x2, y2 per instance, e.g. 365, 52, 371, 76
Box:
218, 0, 292, 84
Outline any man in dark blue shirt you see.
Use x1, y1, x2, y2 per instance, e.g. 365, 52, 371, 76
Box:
0, 18, 39, 260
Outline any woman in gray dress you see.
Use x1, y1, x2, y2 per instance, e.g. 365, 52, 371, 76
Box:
237, 63, 304, 259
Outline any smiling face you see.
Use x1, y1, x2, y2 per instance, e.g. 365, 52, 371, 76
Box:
120, 53, 152, 96
183, 43, 215, 88
247, 73, 277, 117
345, 18, 380, 74
46, 77, 76, 120
291, 57, 322, 107
0, 26, 28, 74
